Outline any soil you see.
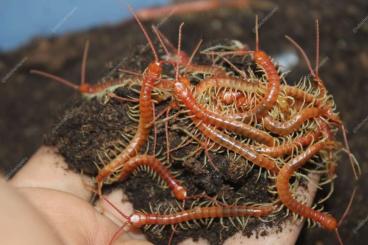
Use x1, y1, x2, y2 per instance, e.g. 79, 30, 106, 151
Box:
1, 0, 367, 244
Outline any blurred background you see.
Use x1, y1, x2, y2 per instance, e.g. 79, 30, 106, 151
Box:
0, 0, 367, 244
0, 0, 168, 51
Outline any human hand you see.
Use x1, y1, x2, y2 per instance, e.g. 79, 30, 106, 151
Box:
3, 146, 318, 245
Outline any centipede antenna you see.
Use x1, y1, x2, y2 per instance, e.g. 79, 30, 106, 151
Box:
285, 35, 316, 78
187, 39, 203, 66
128, 5, 159, 62
101, 195, 130, 220
176, 23, 185, 81
177, 23, 184, 58
255, 15, 259, 51
341, 124, 360, 180
81, 40, 90, 85
152, 26, 170, 57
335, 229, 343, 245
168, 225, 177, 245
155, 27, 177, 54
338, 185, 357, 227
118, 68, 143, 77
30, 70, 79, 90
315, 19, 320, 78
220, 55, 247, 78
108, 221, 131, 245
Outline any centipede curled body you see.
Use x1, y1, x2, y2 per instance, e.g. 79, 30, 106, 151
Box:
276, 138, 338, 230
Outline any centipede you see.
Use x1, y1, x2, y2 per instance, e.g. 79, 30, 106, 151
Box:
276, 137, 338, 230
104, 195, 274, 245
95, 7, 163, 193
193, 118, 279, 173
154, 24, 276, 147
30, 6, 361, 244
117, 154, 187, 201
173, 77, 275, 146
200, 17, 281, 123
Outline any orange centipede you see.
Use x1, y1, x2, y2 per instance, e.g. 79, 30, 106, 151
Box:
276, 138, 338, 230
256, 129, 322, 157
155, 23, 275, 146
284, 20, 361, 181
195, 76, 260, 96
126, 204, 274, 228
285, 23, 327, 100
167, 23, 279, 172
193, 118, 278, 173
204, 17, 281, 122
284, 21, 342, 125
194, 78, 327, 137
174, 76, 275, 146
95, 7, 163, 193
105, 196, 274, 245
118, 155, 187, 201
194, 76, 319, 108
195, 77, 339, 133
192, 72, 333, 138
262, 107, 323, 136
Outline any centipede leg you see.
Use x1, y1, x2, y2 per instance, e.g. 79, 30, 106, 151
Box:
107, 92, 139, 103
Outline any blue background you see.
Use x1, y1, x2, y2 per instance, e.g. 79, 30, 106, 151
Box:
0, 0, 168, 51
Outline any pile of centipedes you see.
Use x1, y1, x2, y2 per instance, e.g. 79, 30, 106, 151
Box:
31, 8, 361, 245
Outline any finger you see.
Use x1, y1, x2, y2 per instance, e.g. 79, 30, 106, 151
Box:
10, 146, 93, 200
0, 178, 64, 245
17, 186, 120, 245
